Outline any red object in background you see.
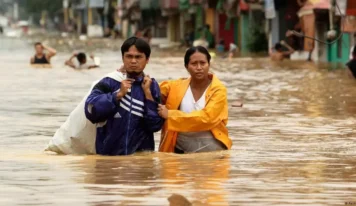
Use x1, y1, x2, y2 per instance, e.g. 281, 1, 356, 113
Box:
347, 0, 356, 16
218, 14, 235, 50
240, 0, 249, 11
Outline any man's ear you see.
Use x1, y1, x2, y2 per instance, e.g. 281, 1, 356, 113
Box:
145, 58, 150, 64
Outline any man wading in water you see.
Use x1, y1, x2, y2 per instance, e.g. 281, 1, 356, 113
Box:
85, 37, 164, 155
30, 42, 57, 67
270, 40, 295, 61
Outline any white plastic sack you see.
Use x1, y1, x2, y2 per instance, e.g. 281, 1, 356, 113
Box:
45, 71, 125, 155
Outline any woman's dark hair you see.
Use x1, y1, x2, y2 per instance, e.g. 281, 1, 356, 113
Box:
121, 37, 151, 59
184, 46, 211, 67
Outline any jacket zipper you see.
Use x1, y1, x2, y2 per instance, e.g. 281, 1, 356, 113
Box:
125, 85, 133, 155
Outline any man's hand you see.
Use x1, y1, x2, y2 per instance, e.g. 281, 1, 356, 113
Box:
286, 30, 294, 37
142, 75, 152, 92
117, 80, 132, 100
142, 75, 154, 101
280, 40, 286, 45
158, 104, 168, 119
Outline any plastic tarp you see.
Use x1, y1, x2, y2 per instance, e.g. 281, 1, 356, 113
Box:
45, 71, 125, 155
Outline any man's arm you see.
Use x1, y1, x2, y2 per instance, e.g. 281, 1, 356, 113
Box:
87, 54, 99, 69
65, 53, 77, 69
281, 40, 295, 56
43, 44, 57, 60
297, 0, 306, 6
85, 78, 119, 123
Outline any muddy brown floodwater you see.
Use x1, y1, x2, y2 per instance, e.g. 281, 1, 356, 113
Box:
0, 37, 355, 206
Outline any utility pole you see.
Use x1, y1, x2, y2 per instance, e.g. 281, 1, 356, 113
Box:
63, 0, 69, 29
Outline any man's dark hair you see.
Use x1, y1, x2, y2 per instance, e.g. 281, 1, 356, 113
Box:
275, 43, 282, 51
353, 44, 356, 56
34, 42, 42, 47
77, 52, 86, 63
121, 37, 151, 59
184, 46, 211, 67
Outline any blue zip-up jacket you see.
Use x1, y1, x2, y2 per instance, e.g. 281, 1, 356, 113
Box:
84, 74, 164, 155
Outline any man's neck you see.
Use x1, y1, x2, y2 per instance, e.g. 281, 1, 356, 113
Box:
127, 72, 144, 79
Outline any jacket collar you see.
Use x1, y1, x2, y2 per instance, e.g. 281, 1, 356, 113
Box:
172, 73, 221, 109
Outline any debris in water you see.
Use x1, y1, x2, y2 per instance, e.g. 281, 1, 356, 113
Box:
168, 194, 192, 206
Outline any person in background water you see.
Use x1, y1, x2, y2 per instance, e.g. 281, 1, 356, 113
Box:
158, 46, 232, 154
228, 42, 238, 61
30, 42, 57, 65
134, 30, 143, 38
270, 40, 295, 61
65, 52, 99, 70
85, 37, 164, 156
346, 45, 356, 79
216, 39, 225, 54
142, 28, 153, 44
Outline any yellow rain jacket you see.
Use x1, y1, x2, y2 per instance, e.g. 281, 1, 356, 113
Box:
159, 74, 232, 152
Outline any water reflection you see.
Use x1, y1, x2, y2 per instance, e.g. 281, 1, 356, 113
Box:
159, 153, 230, 205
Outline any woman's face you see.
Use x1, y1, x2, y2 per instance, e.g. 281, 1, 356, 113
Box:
186, 52, 210, 80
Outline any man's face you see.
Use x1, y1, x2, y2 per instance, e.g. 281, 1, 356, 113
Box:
35, 45, 44, 55
122, 45, 149, 77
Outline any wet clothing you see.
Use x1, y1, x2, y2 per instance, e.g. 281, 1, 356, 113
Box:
159, 74, 232, 153
346, 59, 356, 79
33, 55, 49, 64
176, 86, 225, 153
85, 74, 164, 156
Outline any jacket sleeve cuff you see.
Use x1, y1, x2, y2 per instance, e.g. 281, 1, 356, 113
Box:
112, 90, 120, 106
145, 99, 158, 115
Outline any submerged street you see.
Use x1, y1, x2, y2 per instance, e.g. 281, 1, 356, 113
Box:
0, 38, 355, 205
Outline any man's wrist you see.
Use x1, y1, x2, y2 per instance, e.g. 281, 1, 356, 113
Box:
143, 88, 151, 94
116, 91, 124, 100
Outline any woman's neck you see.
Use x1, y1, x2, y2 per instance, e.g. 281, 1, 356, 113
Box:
190, 77, 211, 89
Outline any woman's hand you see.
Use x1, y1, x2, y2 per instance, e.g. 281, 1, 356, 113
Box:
158, 104, 168, 119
